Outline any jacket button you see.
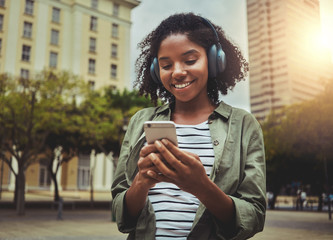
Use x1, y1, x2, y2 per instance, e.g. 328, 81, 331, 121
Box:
213, 140, 219, 146
208, 119, 213, 124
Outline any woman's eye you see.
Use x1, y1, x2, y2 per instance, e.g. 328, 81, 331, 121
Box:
186, 59, 197, 65
161, 65, 171, 70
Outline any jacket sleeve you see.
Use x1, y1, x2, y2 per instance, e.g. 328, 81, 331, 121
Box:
111, 114, 135, 233
228, 114, 266, 239
209, 113, 266, 240
111, 107, 157, 233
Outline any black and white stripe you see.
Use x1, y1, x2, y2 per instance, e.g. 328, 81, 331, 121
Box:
148, 121, 215, 240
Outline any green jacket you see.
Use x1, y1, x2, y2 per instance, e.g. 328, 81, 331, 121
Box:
111, 102, 266, 239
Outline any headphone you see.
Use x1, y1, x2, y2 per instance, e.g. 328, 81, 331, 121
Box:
150, 17, 226, 85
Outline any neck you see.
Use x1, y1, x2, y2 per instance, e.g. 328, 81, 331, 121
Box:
172, 97, 217, 125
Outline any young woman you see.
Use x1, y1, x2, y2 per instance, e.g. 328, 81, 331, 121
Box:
111, 13, 266, 240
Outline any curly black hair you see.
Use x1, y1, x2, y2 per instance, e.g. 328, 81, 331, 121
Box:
134, 12, 248, 105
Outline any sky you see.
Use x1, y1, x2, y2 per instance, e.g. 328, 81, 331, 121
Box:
130, 0, 333, 112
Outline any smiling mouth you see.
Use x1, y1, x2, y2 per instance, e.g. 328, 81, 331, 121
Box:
173, 80, 194, 89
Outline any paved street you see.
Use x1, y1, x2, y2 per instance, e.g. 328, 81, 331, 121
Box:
253, 210, 333, 240
1, 209, 333, 240
1, 191, 333, 239
0, 209, 125, 240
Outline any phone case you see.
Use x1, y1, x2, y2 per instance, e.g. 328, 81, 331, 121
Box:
144, 121, 178, 146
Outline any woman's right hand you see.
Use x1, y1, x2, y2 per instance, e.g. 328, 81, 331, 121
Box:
134, 144, 163, 191
125, 143, 165, 219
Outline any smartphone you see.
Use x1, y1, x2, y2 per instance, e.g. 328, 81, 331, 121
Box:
143, 121, 178, 146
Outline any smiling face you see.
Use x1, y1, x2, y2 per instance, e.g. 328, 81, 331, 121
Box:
157, 34, 210, 105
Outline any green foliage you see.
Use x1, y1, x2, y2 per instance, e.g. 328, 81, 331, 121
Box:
0, 70, 89, 214
263, 80, 333, 195
99, 88, 160, 156
77, 91, 123, 154
0, 70, 87, 164
105, 88, 157, 112
0, 69, 161, 212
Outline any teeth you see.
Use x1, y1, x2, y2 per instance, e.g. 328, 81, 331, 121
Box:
174, 82, 191, 89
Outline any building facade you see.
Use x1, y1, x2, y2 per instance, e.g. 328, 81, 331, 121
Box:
0, 0, 139, 90
0, 0, 139, 193
247, 0, 333, 121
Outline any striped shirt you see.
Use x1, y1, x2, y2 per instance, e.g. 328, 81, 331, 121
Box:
148, 121, 215, 239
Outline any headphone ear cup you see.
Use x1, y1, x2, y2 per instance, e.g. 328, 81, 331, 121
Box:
208, 44, 226, 79
216, 43, 226, 73
208, 45, 218, 78
150, 58, 161, 84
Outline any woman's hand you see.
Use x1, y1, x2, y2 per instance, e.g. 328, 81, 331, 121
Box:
134, 144, 165, 191
147, 139, 210, 196
127, 139, 235, 224
148, 139, 235, 224
125, 144, 166, 219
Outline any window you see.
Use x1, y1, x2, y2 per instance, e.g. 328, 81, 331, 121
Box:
78, 155, 90, 190
23, 22, 33, 38
88, 58, 95, 74
89, 37, 96, 52
111, 43, 117, 58
50, 29, 59, 45
113, 3, 119, 16
91, 0, 98, 8
0, 0, 5, 7
49, 52, 58, 68
20, 69, 29, 79
0, 14, 3, 31
25, 0, 34, 15
21, 45, 31, 61
111, 64, 117, 78
111, 23, 118, 38
39, 165, 51, 187
52, 7, 60, 23
90, 16, 97, 31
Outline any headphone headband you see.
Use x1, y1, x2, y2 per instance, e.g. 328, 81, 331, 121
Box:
200, 17, 220, 42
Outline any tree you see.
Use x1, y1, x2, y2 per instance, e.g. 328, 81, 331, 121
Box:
77, 91, 123, 206
39, 70, 86, 202
77, 88, 157, 205
103, 88, 157, 157
0, 70, 85, 215
105, 88, 156, 113
0, 73, 47, 215
0, 71, 160, 213
293, 81, 333, 214
263, 80, 333, 210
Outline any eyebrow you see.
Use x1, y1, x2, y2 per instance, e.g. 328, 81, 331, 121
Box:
158, 49, 199, 61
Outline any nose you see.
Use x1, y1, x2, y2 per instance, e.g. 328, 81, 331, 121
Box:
172, 63, 186, 80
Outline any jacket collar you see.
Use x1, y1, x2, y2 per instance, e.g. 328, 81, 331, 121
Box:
214, 101, 232, 120
155, 103, 171, 115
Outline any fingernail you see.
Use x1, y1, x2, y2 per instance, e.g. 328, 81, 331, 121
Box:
149, 153, 156, 161
161, 139, 168, 145
147, 170, 154, 177
155, 140, 162, 148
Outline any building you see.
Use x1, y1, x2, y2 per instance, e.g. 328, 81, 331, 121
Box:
0, 0, 140, 90
247, 0, 333, 121
0, 0, 139, 193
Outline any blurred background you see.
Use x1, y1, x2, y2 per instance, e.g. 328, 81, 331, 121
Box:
0, 0, 332, 219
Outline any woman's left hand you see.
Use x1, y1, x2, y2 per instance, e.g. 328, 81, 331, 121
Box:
149, 139, 235, 224
147, 139, 210, 196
